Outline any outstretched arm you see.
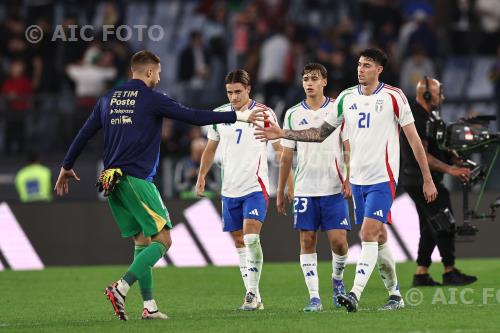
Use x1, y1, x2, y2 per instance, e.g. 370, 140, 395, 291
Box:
255, 120, 336, 142
155, 92, 263, 125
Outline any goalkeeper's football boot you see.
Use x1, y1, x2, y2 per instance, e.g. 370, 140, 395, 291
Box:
242, 292, 259, 311
379, 295, 405, 310
105, 282, 128, 321
337, 292, 358, 312
303, 297, 323, 312
333, 278, 346, 308
141, 308, 169, 320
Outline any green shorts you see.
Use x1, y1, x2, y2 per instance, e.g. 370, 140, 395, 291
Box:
108, 175, 172, 238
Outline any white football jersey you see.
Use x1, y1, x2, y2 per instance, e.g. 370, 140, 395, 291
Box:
207, 100, 278, 198
325, 83, 414, 185
282, 97, 347, 197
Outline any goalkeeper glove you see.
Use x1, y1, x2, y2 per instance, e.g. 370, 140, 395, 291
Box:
96, 168, 123, 197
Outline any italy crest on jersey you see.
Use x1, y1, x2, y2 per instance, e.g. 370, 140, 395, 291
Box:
375, 99, 384, 113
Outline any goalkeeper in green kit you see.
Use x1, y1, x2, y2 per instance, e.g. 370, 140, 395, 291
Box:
54, 51, 263, 321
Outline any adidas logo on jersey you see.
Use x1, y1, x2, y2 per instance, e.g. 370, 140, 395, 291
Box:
249, 209, 259, 216
349, 103, 358, 110
373, 210, 384, 217
298, 118, 308, 125
340, 218, 349, 226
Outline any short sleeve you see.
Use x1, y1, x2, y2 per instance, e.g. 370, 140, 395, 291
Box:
281, 109, 296, 149
207, 124, 220, 141
325, 93, 347, 128
392, 90, 414, 127
265, 108, 280, 144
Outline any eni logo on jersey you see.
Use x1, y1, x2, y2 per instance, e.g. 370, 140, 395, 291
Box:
111, 115, 133, 125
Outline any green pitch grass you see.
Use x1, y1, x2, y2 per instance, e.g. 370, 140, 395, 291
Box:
1, 259, 499, 333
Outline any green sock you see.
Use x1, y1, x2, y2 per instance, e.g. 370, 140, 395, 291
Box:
123, 241, 167, 287
134, 245, 153, 301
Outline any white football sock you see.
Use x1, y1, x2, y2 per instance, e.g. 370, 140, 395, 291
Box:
117, 279, 130, 296
377, 242, 401, 297
236, 247, 249, 292
244, 234, 263, 297
144, 299, 158, 311
351, 242, 378, 300
300, 253, 319, 299
332, 251, 348, 281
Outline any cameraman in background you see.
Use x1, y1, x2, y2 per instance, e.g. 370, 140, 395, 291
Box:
401, 77, 477, 286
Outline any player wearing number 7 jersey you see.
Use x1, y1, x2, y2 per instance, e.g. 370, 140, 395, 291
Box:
196, 69, 292, 311
254, 48, 438, 312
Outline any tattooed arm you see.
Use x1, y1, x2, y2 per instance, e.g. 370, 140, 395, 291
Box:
255, 119, 336, 142
283, 121, 336, 142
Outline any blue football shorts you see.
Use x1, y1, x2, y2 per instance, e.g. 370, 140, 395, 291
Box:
351, 181, 396, 224
221, 191, 268, 232
293, 193, 351, 231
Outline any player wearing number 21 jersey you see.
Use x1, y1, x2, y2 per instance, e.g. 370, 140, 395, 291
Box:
254, 48, 437, 312
196, 69, 291, 311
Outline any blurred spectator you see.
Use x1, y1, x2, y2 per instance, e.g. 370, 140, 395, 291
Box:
326, 49, 355, 97
361, 0, 402, 44
407, 14, 438, 58
174, 138, 218, 199
178, 31, 210, 107
65, 44, 116, 141
475, 0, 500, 54
490, 43, 500, 131
2, 60, 33, 153
93, 2, 123, 30
15, 152, 52, 202
400, 44, 436, 99
449, 0, 476, 54
257, 26, 290, 105
66, 44, 117, 105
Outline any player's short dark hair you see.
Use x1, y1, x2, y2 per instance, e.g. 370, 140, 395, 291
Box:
301, 63, 327, 79
225, 69, 251, 87
130, 50, 160, 71
359, 48, 388, 67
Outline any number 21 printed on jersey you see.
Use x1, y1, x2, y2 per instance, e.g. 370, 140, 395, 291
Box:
358, 112, 371, 128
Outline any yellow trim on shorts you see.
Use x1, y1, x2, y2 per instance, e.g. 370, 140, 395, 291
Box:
141, 201, 166, 232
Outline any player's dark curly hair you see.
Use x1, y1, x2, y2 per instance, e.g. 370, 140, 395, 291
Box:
301, 63, 328, 79
225, 69, 251, 87
359, 48, 388, 67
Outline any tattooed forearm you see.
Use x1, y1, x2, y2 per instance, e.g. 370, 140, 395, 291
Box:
283, 121, 336, 142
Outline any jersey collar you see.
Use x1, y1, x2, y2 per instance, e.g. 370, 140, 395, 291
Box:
357, 82, 384, 95
231, 99, 256, 111
301, 96, 330, 110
